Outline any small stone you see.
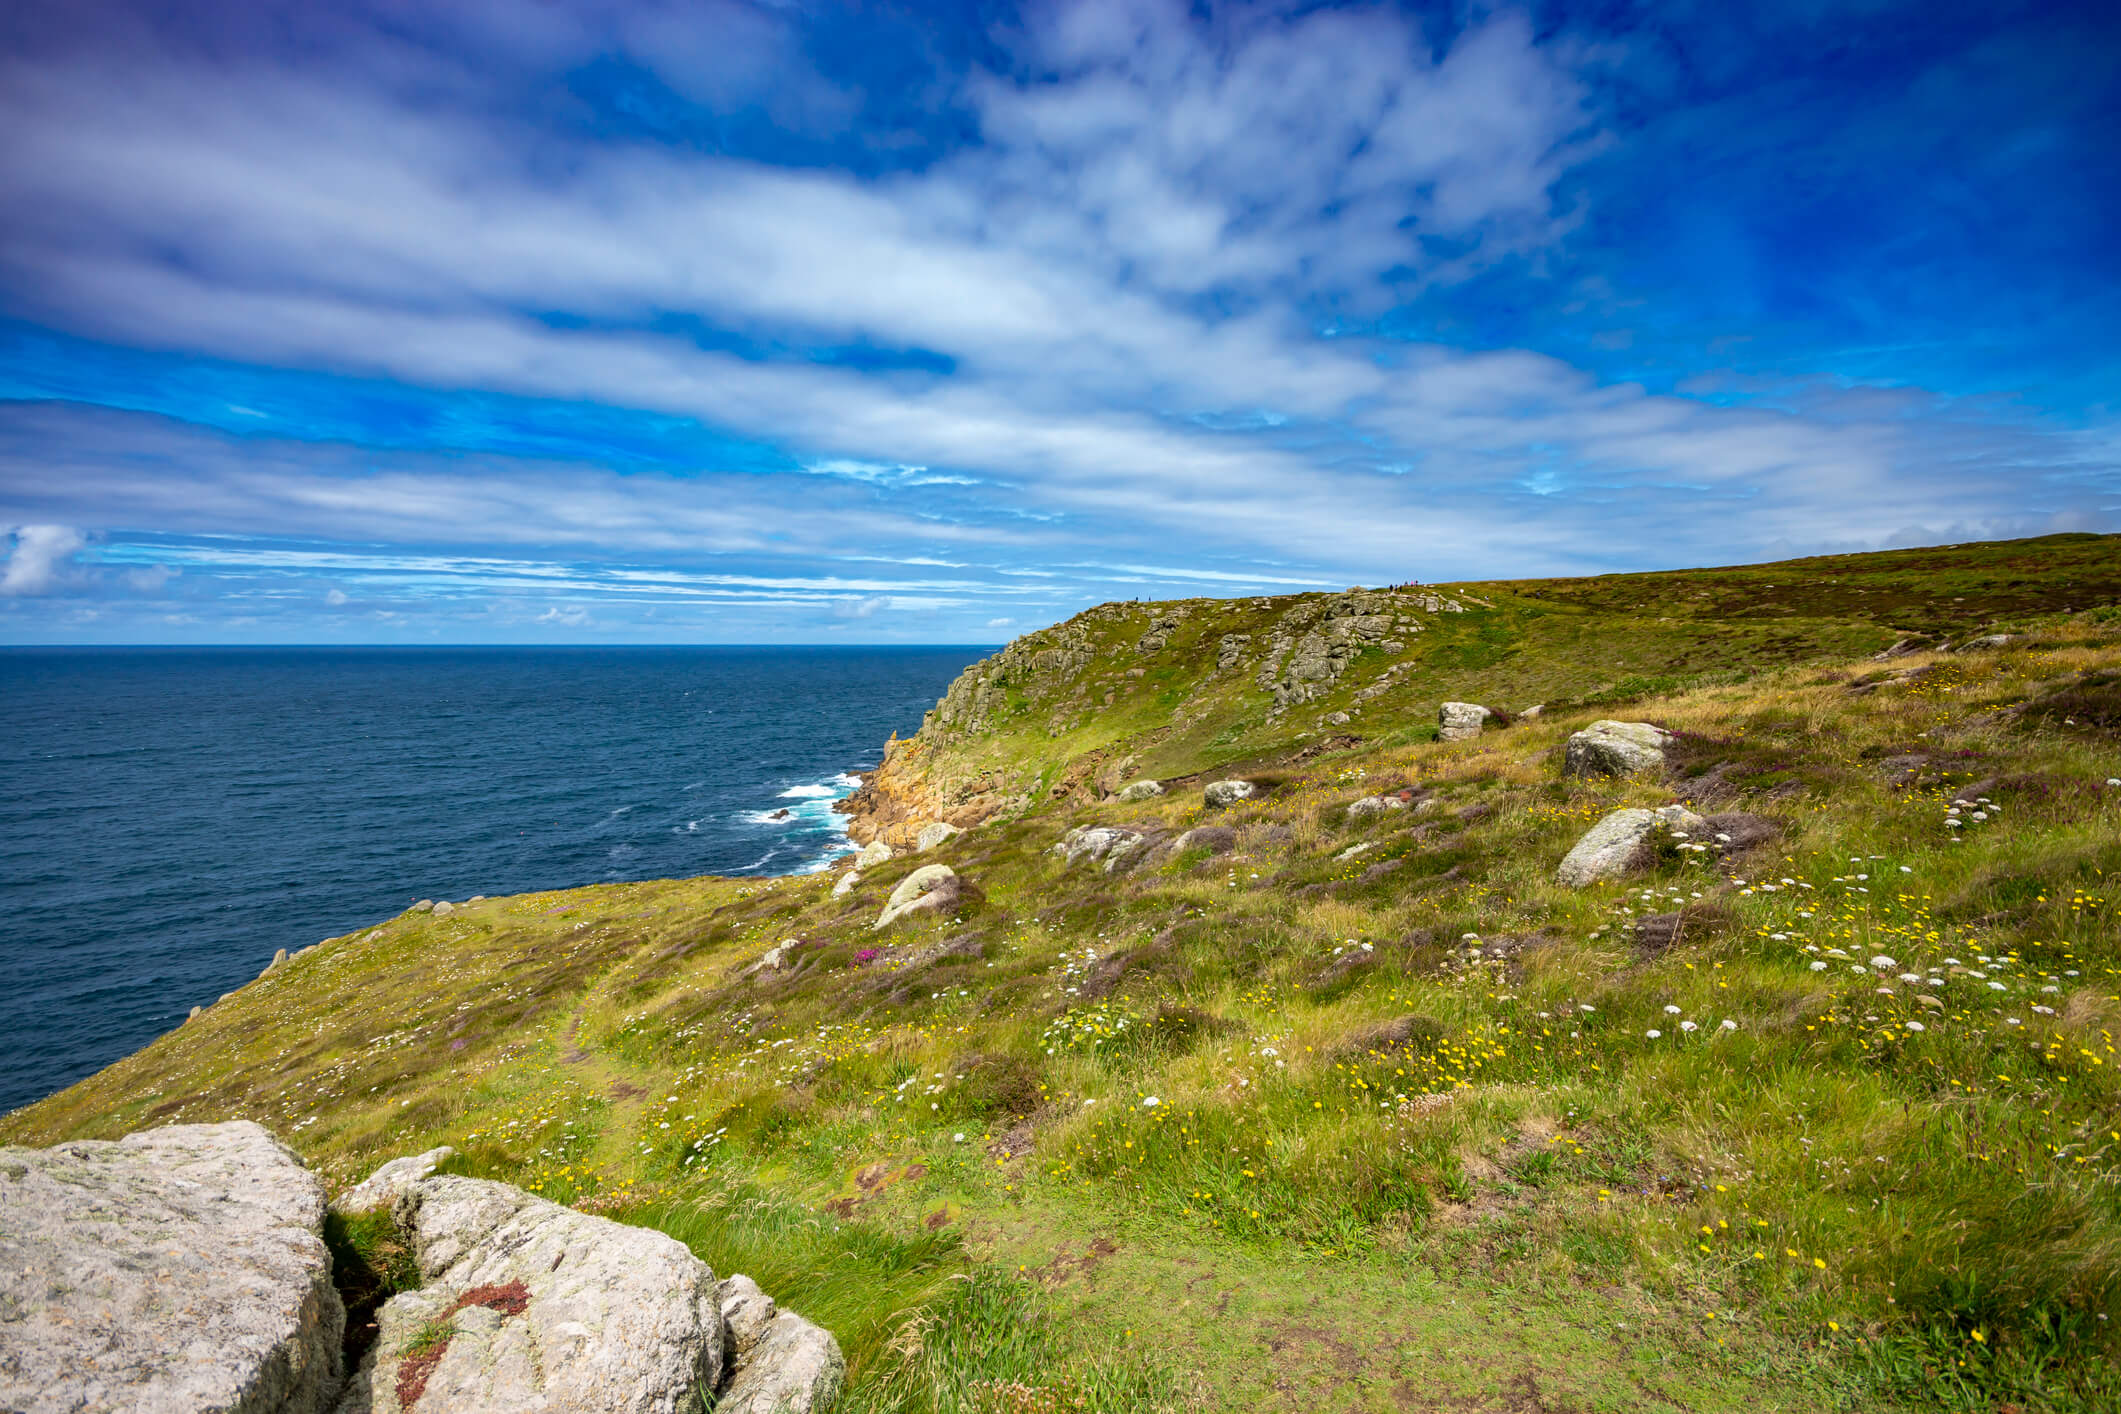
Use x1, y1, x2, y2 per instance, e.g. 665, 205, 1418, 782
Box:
410, 899, 434, 913
1115, 779, 1165, 802
1345, 795, 1407, 820
1204, 779, 1256, 808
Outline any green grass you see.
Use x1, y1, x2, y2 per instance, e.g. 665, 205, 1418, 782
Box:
11, 534, 2121, 1411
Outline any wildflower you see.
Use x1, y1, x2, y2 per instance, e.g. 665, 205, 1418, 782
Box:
1646, 1029, 1662, 1039
1870, 955, 1897, 970
1720, 1020, 1738, 1031
1663, 1004, 1682, 1015
1814, 1258, 1827, 1269
1141, 1096, 1160, 1108
1809, 961, 1828, 971
1904, 1021, 1925, 1032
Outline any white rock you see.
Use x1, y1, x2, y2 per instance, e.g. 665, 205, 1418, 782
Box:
1556, 804, 1707, 887
0, 1121, 343, 1414
1344, 795, 1407, 820
1052, 826, 1147, 872
1115, 779, 1165, 802
343, 1175, 725, 1414
714, 1275, 844, 1414
1203, 779, 1256, 807
1437, 702, 1492, 741
431, 900, 456, 919
854, 839, 894, 870
411, 900, 435, 913
831, 870, 862, 898
874, 865, 960, 930
1563, 720, 1672, 778
333, 1146, 458, 1217
914, 821, 961, 853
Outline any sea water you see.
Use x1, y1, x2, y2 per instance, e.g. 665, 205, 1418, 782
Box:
0, 646, 981, 1113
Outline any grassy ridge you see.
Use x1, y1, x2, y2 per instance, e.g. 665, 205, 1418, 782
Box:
10, 535, 2121, 1412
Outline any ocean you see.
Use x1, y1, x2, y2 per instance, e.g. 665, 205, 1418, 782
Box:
0, 646, 982, 1114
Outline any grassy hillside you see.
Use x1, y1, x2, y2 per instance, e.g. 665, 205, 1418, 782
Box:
11, 534, 2121, 1413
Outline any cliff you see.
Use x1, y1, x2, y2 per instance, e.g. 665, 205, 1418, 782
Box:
11, 532, 2121, 1413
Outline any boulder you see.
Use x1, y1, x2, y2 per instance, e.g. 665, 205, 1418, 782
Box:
831, 870, 862, 898
874, 865, 960, 930
411, 900, 434, 913
1203, 779, 1256, 808
1052, 826, 1147, 872
914, 821, 961, 853
1563, 720, 1672, 778
1115, 779, 1164, 802
1556, 804, 1706, 887
333, 1145, 457, 1217
1955, 633, 2016, 652
1344, 795, 1407, 820
1518, 704, 1544, 719
1171, 826, 1237, 855
431, 901, 456, 919
0, 1121, 344, 1414
712, 1276, 844, 1414
340, 1174, 726, 1414
854, 839, 894, 870
1437, 702, 1492, 741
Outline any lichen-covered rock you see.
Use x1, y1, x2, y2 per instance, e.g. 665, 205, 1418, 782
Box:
1556, 805, 1707, 887
1563, 720, 1671, 778
831, 869, 862, 898
1171, 826, 1237, 855
1053, 826, 1147, 871
1345, 795, 1407, 820
874, 865, 960, 929
0, 1120, 344, 1414
333, 1145, 456, 1217
1204, 779, 1256, 808
343, 1175, 724, 1414
1437, 702, 1492, 741
854, 839, 894, 869
914, 821, 961, 852
712, 1276, 844, 1414
1115, 779, 1164, 802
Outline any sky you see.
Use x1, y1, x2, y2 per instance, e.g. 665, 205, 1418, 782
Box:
0, 0, 2116, 644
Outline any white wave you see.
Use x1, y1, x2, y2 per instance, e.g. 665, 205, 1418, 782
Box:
778, 784, 839, 799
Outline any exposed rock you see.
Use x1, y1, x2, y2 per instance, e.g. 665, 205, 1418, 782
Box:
874, 865, 960, 930
1563, 720, 1671, 778
1556, 804, 1707, 887
1872, 635, 1934, 659
431, 901, 456, 919
343, 1174, 728, 1414
189, 1004, 203, 1020
1171, 826, 1237, 855
712, 1276, 845, 1414
1115, 779, 1165, 802
265, 947, 289, 975
1053, 826, 1147, 872
1203, 779, 1256, 808
1324, 711, 1351, 726
914, 821, 961, 853
1135, 610, 1186, 654
746, 940, 799, 975
0, 1121, 343, 1414
1955, 633, 2016, 652
1215, 633, 1252, 671
333, 1146, 457, 1217
831, 870, 862, 898
1437, 702, 1492, 741
411, 900, 434, 913
1344, 795, 1407, 820
1518, 704, 1544, 719
854, 840, 894, 870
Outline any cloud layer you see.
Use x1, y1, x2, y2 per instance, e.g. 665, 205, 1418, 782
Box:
0, 0, 2114, 641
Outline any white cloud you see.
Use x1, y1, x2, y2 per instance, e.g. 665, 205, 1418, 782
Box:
325, 587, 349, 605
1, 524, 86, 595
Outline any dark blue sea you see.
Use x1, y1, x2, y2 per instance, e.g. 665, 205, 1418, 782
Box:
0, 646, 982, 1114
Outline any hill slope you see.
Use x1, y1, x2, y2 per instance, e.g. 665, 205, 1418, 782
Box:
11, 533, 2121, 1413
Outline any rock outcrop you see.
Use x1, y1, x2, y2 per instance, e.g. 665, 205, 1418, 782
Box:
335, 1146, 457, 1216
1437, 703, 1492, 741
914, 821, 962, 853
1204, 780, 1256, 808
874, 865, 961, 929
0, 1121, 344, 1414
1563, 720, 1671, 778
335, 1169, 842, 1414
1052, 826, 1148, 872
1115, 779, 1164, 802
854, 840, 894, 869
1556, 805, 1707, 887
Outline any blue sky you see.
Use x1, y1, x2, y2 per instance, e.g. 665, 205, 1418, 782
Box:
0, 0, 2115, 643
